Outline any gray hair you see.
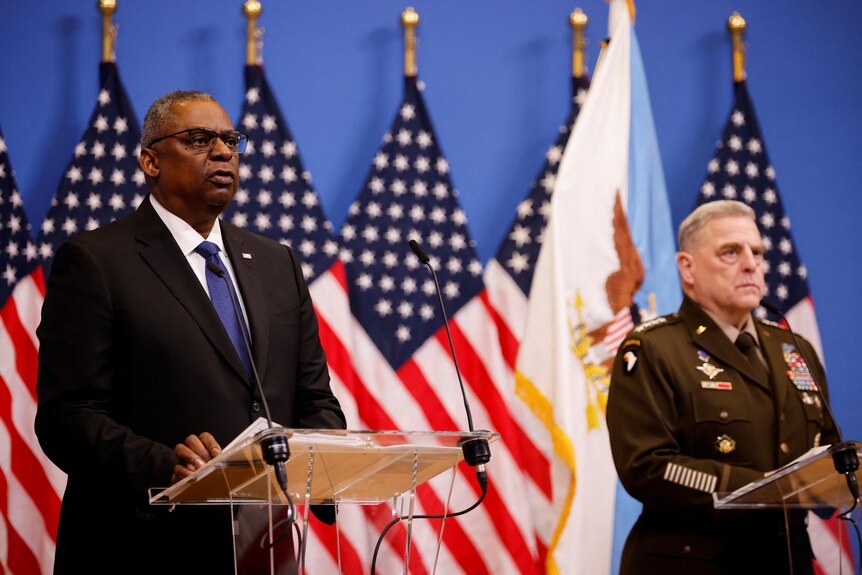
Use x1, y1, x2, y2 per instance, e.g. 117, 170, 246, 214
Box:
141, 90, 218, 148
678, 200, 756, 251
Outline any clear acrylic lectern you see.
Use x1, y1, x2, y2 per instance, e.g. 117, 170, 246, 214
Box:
713, 441, 860, 570
149, 422, 499, 574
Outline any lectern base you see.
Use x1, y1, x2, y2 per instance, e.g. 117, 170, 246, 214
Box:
233, 504, 298, 575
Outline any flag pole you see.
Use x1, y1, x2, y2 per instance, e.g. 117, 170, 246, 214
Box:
402, 7, 419, 78
244, 0, 263, 65
594, 39, 609, 77
728, 11, 747, 82
98, 0, 117, 63
570, 8, 588, 79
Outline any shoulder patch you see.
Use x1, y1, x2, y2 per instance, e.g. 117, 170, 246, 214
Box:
621, 346, 639, 376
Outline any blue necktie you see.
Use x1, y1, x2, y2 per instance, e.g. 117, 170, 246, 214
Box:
195, 241, 253, 380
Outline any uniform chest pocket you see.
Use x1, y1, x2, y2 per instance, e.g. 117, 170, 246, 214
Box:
690, 391, 754, 465
691, 392, 752, 425
797, 393, 824, 425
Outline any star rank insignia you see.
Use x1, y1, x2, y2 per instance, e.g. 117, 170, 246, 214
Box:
696, 350, 724, 380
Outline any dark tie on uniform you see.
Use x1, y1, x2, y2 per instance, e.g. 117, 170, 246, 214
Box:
735, 332, 769, 382
195, 240, 254, 380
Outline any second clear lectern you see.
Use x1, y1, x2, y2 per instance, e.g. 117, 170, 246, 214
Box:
150, 423, 499, 574
713, 441, 861, 571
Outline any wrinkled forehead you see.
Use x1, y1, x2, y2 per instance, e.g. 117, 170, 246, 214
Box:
695, 214, 762, 246
168, 100, 233, 133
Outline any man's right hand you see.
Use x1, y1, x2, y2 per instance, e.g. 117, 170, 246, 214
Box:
170, 432, 222, 484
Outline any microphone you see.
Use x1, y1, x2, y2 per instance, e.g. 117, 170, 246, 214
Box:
206, 261, 291, 497
759, 298, 858, 501
368, 240, 494, 574
408, 240, 491, 480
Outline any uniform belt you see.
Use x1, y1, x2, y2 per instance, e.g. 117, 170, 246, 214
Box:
639, 506, 804, 538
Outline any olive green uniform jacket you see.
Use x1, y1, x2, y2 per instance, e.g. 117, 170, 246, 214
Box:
607, 296, 838, 574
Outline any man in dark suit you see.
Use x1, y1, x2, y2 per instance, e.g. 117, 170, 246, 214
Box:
35, 90, 345, 574
607, 200, 838, 574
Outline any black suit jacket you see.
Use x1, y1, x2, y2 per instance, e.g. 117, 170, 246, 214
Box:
35, 196, 345, 574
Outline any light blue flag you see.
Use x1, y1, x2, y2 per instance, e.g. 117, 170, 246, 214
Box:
612, 26, 683, 575
627, 30, 681, 318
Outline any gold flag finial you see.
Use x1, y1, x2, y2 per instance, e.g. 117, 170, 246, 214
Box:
243, 1, 263, 65
728, 12, 747, 82
402, 7, 419, 78
570, 8, 588, 79
98, 0, 117, 63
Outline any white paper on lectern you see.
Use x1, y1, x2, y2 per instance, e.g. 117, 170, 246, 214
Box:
222, 416, 273, 451
223, 418, 368, 452
784, 444, 830, 467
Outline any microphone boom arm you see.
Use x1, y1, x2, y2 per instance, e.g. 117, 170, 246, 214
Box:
760, 298, 859, 503
408, 239, 491, 470
206, 260, 292, 499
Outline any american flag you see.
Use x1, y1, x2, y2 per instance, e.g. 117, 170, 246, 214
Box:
485, 75, 590, 371
697, 81, 816, 332
0, 127, 64, 573
696, 79, 853, 575
338, 75, 539, 573
36, 62, 145, 275
5, 60, 144, 574
223, 64, 371, 573
224, 65, 340, 283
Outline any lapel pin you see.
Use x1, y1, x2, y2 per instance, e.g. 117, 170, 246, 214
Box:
242, 252, 253, 260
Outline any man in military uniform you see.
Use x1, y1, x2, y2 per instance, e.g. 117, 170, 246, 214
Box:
607, 200, 837, 574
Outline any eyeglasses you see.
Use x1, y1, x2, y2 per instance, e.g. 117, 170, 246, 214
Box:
147, 128, 249, 154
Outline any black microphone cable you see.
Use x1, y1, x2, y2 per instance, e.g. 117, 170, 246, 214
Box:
367, 241, 494, 574
408, 239, 492, 473
206, 260, 297, 543
369, 480, 488, 575
760, 297, 860, 568
759, 299, 858, 498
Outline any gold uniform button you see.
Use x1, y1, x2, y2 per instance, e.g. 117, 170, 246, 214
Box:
719, 410, 729, 420
780, 442, 790, 454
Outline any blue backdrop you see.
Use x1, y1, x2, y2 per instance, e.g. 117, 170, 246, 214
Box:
1, 1, 860, 462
